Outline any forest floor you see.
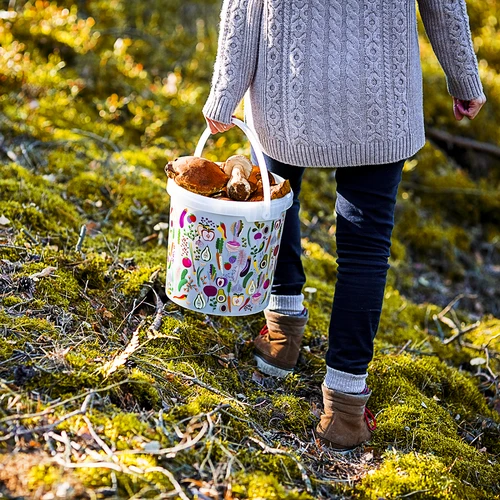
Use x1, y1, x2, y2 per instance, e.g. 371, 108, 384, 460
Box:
0, 135, 499, 499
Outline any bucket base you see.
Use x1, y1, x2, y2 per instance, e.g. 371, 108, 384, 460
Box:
167, 292, 268, 317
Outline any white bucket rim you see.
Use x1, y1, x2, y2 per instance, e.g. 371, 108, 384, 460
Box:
166, 175, 292, 221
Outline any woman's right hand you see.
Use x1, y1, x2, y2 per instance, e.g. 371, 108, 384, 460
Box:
204, 116, 235, 134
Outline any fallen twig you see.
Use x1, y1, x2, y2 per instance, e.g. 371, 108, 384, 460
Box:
0, 379, 146, 423
75, 225, 87, 253
103, 320, 144, 377
119, 421, 209, 457
443, 321, 481, 345
164, 368, 248, 407
0, 393, 93, 442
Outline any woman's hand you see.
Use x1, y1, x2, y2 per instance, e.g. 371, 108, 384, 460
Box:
205, 116, 235, 134
452, 94, 486, 121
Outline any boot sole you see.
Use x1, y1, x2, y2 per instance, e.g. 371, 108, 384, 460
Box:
317, 436, 369, 454
254, 354, 293, 378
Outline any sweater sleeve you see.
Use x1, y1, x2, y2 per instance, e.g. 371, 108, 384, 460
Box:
202, 0, 264, 124
417, 0, 483, 100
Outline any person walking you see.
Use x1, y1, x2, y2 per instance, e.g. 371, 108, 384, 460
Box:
203, 0, 486, 451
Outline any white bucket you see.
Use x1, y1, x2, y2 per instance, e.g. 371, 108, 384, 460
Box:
166, 118, 293, 316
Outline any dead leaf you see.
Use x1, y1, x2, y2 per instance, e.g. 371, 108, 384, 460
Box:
0, 215, 11, 226
30, 266, 57, 280
103, 325, 142, 376
252, 370, 265, 384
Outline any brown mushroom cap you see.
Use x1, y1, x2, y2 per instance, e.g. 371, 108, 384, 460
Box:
166, 156, 229, 196
223, 155, 253, 178
248, 165, 277, 187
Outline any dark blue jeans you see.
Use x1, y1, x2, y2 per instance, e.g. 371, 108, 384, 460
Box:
261, 153, 405, 375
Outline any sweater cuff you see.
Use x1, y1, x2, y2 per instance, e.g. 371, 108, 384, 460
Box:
446, 73, 484, 100
202, 95, 237, 125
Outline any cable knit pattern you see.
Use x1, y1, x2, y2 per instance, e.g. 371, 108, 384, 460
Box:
392, 2, 410, 139
307, 0, 327, 145
344, 0, 362, 144
204, 0, 483, 168
364, 0, 385, 144
287, 0, 309, 146
327, 0, 344, 145
264, 0, 286, 142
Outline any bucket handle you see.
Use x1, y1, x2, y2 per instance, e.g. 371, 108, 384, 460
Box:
194, 117, 272, 220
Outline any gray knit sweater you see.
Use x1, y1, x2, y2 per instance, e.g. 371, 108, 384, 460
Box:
203, 0, 483, 167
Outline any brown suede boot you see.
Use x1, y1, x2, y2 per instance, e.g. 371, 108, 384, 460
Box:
253, 309, 308, 378
316, 384, 376, 451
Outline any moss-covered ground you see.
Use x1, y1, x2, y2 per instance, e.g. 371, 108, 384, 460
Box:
1, 1, 500, 498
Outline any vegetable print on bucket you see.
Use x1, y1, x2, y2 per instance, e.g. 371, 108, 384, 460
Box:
166, 206, 285, 315
165, 118, 293, 316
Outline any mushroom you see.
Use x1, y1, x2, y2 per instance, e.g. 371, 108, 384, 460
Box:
165, 156, 229, 196
248, 179, 292, 202
248, 165, 277, 188
223, 155, 253, 201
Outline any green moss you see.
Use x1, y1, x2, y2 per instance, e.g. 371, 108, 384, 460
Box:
104, 413, 147, 444
182, 389, 227, 416
394, 204, 471, 277
358, 451, 462, 500
27, 463, 65, 490
73, 253, 113, 290
0, 311, 59, 338
1, 295, 23, 307
66, 171, 115, 205
368, 355, 500, 495
269, 394, 314, 435
232, 471, 314, 500
125, 369, 161, 409
14, 260, 81, 309
0, 163, 82, 235
116, 264, 162, 298
301, 239, 337, 283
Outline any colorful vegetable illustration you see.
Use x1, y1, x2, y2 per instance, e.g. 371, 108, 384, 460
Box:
203, 285, 217, 297
242, 271, 254, 288
215, 237, 224, 269
216, 289, 226, 303
246, 280, 256, 295
231, 220, 244, 237
232, 294, 244, 306
179, 208, 188, 228
240, 257, 251, 277
201, 246, 211, 261
216, 277, 228, 287
217, 222, 227, 238
178, 268, 188, 291
194, 294, 206, 309
210, 264, 217, 281
238, 297, 251, 311
166, 203, 288, 315
226, 240, 241, 252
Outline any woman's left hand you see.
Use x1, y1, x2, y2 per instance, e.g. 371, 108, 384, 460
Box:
452, 94, 486, 121
204, 116, 235, 134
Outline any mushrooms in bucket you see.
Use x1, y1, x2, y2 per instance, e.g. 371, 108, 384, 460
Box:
166, 155, 291, 201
